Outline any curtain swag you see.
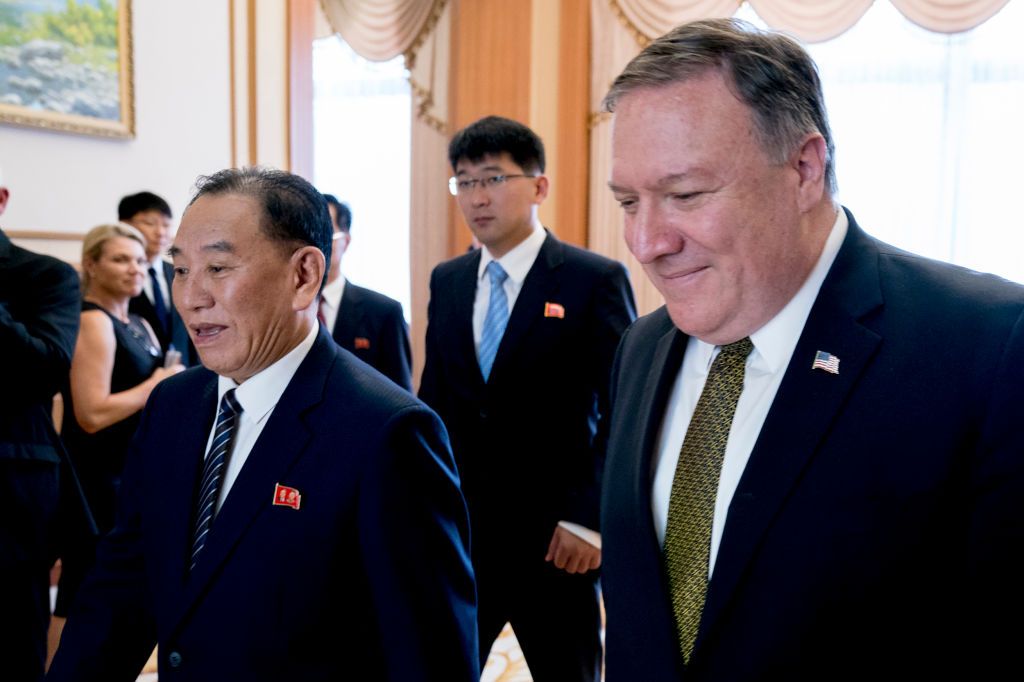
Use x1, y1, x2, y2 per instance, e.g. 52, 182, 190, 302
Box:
610, 0, 1010, 44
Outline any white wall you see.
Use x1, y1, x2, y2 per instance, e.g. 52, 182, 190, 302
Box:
0, 0, 232, 235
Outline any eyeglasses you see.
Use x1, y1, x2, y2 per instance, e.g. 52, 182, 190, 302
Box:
448, 174, 533, 196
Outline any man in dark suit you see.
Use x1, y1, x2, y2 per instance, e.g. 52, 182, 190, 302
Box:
0, 172, 84, 681
600, 19, 1024, 681
48, 167, 478, 681
419, 116, 636, 681
319, 193, 412, 390
121, 191, 196, 366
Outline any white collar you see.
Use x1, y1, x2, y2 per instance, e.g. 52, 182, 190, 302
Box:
320, 273, 346, 311
477, 224, 547, 285
216, 323, 319, 425
691, 207, 848, 374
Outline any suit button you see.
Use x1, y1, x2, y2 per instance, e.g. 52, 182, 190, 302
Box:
168, 651, 183, 668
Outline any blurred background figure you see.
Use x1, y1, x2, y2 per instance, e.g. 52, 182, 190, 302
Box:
0, 166, 85, 682
120, 192, 197, 367
319, 192, 412, 390
54, 224, 183, 624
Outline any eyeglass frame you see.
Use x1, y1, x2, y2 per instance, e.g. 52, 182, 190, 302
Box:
447, 173, 536, 197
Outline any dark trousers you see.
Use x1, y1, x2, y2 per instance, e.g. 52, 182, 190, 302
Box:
476, 548, 602, 682
0, 459, 60, 682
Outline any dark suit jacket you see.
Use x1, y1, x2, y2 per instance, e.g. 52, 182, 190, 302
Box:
129, 260, 196, 366
48, 329, 479, 681
0, 229, 80, 465
419, 232, 636, 563
601, 209, 1024, 681
330, 281, 412, 391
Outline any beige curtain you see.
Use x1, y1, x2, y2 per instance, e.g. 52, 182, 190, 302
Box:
319, 0, 450, 388
589, 0, 1012, 316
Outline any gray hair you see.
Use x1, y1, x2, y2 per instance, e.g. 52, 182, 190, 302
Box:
604, 18, 837, 195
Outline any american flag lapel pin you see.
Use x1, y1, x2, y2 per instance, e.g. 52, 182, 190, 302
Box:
544, 302, 565, 319
273, 483, 301, 510
811, 350, 840, 375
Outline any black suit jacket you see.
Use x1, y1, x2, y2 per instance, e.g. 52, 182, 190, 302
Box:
48, 329, 479, 681
330, 281, 412, 391
420, 232, 636, 562
129, 260, 196, 366
601, 210, 1024, 680
0, 229, 80, 464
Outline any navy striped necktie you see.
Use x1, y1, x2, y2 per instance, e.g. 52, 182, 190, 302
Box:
191, 389, 243, 571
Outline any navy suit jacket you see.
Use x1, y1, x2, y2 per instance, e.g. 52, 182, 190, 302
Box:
129, 260, 196, 366
601, 210, 1024, 680
330, 281, 412, 391
420, 232, 636, 563
48, 329, 479, 681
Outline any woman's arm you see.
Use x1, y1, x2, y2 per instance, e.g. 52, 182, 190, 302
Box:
71, 310, 182, 433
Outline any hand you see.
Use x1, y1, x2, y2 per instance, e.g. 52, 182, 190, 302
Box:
151, 364, 185, 382
545, 526, 601, 574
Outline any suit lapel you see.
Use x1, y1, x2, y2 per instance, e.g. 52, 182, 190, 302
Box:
698, 215, 885, 651
489, 233, 562, 380
168, 331, 337, 632
332, 284, 361, 346
154, 373, 218, 620
453, 251, 484, 384
634, 321, 689, 553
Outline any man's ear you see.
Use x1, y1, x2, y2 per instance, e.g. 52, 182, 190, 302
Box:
292, 245, 326, 311
0, 187, 10, 217
533, 175, 550, 204
793, 133, 827, 212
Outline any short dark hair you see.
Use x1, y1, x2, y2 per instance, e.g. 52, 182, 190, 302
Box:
448, 116, 545, 174
190, 167, 332, 289
603, 18, 837, 195
322, 193, 352, 233
118, 191, 172, 221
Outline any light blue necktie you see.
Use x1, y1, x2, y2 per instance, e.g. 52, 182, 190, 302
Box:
191, 389, 243, 571
478, 261, 509, 381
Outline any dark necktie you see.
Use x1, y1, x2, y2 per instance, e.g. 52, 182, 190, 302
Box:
191, 389, 243, 571
148, 265, 170, 335
663, 337, 753, 664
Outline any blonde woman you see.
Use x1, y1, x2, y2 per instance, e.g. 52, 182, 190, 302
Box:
55, 223, 184, 618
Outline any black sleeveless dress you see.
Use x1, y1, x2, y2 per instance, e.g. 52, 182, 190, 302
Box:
55, 301, 162, 616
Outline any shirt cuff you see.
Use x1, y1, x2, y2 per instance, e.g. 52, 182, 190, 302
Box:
558, 521, 602, 549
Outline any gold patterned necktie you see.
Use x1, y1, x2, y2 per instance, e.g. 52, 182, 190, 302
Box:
663, 337, 753, 665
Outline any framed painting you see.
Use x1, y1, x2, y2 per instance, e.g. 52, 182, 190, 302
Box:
0, 0, 134, 138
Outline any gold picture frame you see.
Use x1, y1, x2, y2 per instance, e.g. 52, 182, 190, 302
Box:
0, 0, 134, 138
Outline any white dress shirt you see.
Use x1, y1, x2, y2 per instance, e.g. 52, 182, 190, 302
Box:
144, 257, 171, 309
474, 224, 601, 549
318, 274, 347, 333
651, 208, 848, 576
472, 225, 547, 350
205, 324, 318, 513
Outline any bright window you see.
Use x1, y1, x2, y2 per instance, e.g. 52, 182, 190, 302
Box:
737, 2, 1024, 283
312, 36, 412, 317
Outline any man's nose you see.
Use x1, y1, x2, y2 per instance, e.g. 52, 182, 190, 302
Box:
626, 201, 681, 265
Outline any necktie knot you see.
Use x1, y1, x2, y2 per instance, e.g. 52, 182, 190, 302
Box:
715, 337, 753, 366
487, 260, 508, 286
220, 389, 243, 418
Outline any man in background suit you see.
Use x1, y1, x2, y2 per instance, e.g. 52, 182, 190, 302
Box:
319, 193, 412, 390
600, 19, 1024, 680
121, 191, 196, 366
0, 168, 84, 681
419, 116, 636, 681
48, 167, 478, 681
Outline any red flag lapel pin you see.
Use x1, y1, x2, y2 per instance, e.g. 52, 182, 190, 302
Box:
544, 302, 565, 319
354, 337, 371, 350
811, 350, 840, 375
273, 483, 301, 510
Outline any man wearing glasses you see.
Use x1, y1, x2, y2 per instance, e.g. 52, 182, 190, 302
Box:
419, 115, 636, 681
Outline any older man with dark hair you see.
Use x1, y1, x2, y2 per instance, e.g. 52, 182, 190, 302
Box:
48, 167, 478, 681
601, 18, 1024, 681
